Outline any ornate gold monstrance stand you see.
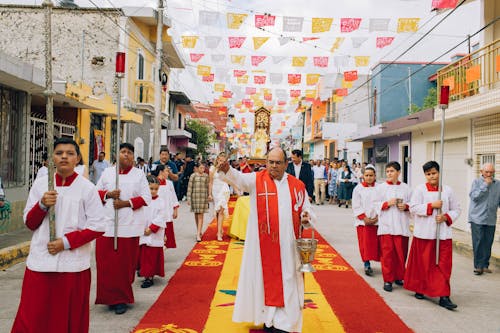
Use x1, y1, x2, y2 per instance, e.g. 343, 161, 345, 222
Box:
249, 107, 271, 164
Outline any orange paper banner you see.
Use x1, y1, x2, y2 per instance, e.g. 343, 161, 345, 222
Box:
465, 65, 481, 84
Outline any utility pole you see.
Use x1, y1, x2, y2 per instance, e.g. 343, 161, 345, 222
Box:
42, 0, 56, 241
153, 0, 163, 158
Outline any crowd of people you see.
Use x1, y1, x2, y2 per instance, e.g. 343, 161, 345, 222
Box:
7, 140, 499, 333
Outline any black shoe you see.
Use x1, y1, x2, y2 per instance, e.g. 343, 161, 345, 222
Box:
415, 293, 425, 300
114, 303, 127, 315
141, 278, 154, 288
395, 280, 404, 286
364, 267, 373, 276
383, 282, 393, 292
439, 296, 457, 310
345, 204, 349, 208
474, 268, 483, 275
263, 324, 274, 332
338, 203, 342, 207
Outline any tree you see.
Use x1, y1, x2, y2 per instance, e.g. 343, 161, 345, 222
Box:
186, 119, 216, 159
422, 87, 437, 110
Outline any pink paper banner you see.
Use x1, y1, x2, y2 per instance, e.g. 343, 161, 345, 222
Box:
251, 55, 267, 66
254, 75, 267, 84
255, 14, 276, 28
228, 37, 246, 48
234, 70, 247, 77
189, 53, 205, 62
313, 56, 329, 68
376, 37, 395, 48
341, 18, 362, 33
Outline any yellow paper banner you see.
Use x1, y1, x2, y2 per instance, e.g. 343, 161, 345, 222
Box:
237, 75, 249, 84
312, 18, 333, 33
197, 65, 211, 76
227, 13, 248, 29
292, 56, 307, 67
231, 55, 246, 65
214, 83, 225, 92
330, 37, 345, 52
305, 89, 316, 98
397, 18, 420, 33
253, 37, 270, 50
354, 56, 370, 67
342, 79, 353, 89
465, 65, 481, 84
181, 36, 198, 48
333, 95, 343, 103
306, 74, 320, 86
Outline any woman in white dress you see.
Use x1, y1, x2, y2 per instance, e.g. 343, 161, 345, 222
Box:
209, 152, 231, 241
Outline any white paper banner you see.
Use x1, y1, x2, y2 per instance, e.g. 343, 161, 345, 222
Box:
279, 37, 292, 46
270, 73, 283, 84
204, 36, 222, 49
283, 16, 304, 32
199, 10, 220, 26
351, 37, 368, 48
211, 54, 225, 62
333, 55, 349, 68
273, 56, 287, 64
369, 18, 390, 32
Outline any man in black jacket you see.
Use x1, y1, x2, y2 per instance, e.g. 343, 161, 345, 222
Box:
286, 149, 314, 201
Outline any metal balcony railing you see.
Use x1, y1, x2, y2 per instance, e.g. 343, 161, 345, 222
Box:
437, 39, 500, 103
134, 80, 154, 105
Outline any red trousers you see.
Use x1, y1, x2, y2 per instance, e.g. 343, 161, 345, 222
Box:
138, 244, 165, 278
356, 225, 380, 262
95, 236, 139, 305
12, 268, 91, 333
404, 238, 452, 297
379, 234, 409, 283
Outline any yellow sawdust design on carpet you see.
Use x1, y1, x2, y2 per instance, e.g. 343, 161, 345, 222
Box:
202, 237, 346, 332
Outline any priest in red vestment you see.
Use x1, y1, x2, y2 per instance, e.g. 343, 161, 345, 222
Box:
218, 148, 315, 333
11, 138, 108, 333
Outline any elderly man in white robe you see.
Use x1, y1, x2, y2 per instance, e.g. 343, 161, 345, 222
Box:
218, 147, 315, 333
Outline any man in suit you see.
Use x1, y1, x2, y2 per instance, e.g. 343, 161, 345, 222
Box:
286, 149, 314, 201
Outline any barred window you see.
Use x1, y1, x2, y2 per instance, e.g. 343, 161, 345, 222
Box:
0, 86, 26, 188
480, 154, 495, 167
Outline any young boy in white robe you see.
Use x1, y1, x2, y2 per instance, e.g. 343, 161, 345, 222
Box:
138, 175, 169, 288
405, 161, 461, 310
375, 161, 411, 292
12, 138, 108, 333
352, 165, 380, 276
151, 165, 179, 248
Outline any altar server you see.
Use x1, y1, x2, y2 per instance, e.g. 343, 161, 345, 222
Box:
95, 143, 151, 315
405, 161, 461, 310
12, 138, 107, 333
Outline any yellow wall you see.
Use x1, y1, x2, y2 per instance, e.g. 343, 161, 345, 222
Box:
127, 24, 156, 102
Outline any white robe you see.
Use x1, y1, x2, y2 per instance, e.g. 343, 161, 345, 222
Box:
409, 184, 461, 240
375, 182, 412, 236
221, 168, 314, 332
352, 182, 379, 227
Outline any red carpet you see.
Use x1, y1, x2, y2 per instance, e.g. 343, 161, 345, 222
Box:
133, 198, 412, 333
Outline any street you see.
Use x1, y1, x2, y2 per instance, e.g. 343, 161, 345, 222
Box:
1, 202, 500, 333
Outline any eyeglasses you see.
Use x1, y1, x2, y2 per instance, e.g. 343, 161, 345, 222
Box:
268, 160, 284, 166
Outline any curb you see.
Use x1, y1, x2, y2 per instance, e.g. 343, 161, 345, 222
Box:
0, 241, 30, 270
452, 240, 500, 269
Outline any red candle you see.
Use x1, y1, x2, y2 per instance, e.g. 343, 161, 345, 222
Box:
115, 52, 126, 75
440, 85, 450, 106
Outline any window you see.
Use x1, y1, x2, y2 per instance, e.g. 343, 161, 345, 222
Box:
137, 52, 144, 80
0, 86, 26, 187
480, 154, 495, 167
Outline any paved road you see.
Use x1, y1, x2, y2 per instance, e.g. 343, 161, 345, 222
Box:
1, 202, 500, 333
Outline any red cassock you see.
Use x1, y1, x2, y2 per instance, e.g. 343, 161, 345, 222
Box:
139, 244, 165, 278
379, 234, 409, 283
12, 269, 91, 333
164, 222, 176, 248
95, 237, 139, 305
356, 225, 380, 262
404, 238, 452, 297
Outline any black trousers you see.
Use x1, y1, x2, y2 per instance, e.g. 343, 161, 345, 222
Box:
470, 222, 496, 269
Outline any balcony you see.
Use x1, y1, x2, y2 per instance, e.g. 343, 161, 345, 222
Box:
437, 39, 500, 103
168, 128, 192, 139
134, 80, 154, 112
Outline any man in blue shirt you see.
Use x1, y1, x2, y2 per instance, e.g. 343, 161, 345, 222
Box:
152, 146, 179, 182
468, 163, 500, 275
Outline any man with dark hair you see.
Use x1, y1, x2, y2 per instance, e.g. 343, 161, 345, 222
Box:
286, 149, 314, 200
91, 151, 110, 184
218, 147, 315, 332
95, 142, 152, 315
12, 137, 108, 332
152, 146, 179, 182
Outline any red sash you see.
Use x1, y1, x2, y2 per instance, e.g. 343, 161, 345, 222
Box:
255, 170, 306, 307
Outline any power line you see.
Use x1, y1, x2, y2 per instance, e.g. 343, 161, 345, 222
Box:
336, 16, 500, 113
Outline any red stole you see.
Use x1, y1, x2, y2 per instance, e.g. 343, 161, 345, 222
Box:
255, 170, 305, 307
